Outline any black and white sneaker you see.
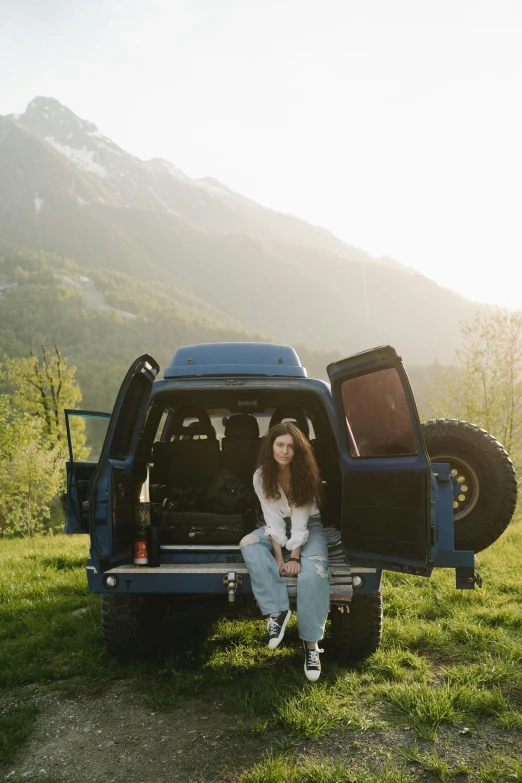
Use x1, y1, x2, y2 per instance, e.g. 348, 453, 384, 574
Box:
303, 643, 324, 681
266, 609, 292, 649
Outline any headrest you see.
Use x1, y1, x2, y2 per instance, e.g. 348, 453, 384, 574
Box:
171, 407, 216, 439
223, 413, 260, 440
268, 407, 309, 438
179, 421, 217, 440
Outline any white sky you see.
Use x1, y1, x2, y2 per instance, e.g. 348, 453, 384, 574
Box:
1, 0, 521, 308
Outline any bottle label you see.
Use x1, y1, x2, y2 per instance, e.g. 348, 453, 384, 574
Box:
136, 502, 151, 526
134, 539, 148, 565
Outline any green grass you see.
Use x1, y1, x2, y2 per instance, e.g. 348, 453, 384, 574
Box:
1, 512, 522, 778
0, 704, 39, 765
238, 752, 421, 783
403, 745, 471, 781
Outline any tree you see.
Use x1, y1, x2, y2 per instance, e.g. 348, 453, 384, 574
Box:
0, 345, 86, 536
0, 396, 62, 537
7, 344, 82, 445
427, 307, 522, 469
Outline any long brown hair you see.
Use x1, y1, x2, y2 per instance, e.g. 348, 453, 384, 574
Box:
256, 422, 322, 507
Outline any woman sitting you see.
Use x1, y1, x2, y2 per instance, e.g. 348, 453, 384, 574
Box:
240, 423, 330, 681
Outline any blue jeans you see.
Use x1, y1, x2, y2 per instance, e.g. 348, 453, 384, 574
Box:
240, 516, 331, 642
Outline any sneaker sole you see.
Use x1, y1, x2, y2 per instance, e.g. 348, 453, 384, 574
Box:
304, 664, 321, 682
267, 610, 292, 649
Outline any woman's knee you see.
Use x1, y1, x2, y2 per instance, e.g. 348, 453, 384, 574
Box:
239, 531, 263, 548
299, 552, 330, 580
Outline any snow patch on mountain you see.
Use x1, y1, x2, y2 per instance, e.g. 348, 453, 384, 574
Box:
144, 158, 191, 182
44, 137, 109, 178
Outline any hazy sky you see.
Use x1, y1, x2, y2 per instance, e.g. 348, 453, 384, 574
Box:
1, 0, 521, 308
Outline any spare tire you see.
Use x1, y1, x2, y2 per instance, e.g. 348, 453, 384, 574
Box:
421, 419, 517, 553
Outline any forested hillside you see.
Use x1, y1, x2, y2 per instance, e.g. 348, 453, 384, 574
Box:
0, 251, 346, 411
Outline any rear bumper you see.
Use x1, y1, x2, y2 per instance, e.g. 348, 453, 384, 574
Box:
86, 561, 381, 599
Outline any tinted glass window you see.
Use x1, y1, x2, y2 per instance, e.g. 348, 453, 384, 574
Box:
66, 412, 110, 462
341, 368, 417, 457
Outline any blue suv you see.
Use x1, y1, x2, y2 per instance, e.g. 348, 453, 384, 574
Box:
64, 343, 517, 658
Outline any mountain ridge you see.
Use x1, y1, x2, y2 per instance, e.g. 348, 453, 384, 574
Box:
0, 97, 483, 364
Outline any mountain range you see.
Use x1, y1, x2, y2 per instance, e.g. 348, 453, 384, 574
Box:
0, 96, 483, 365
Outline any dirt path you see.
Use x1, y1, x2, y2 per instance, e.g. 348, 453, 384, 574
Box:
2, 682, 521, 782
1, 682, 271, 783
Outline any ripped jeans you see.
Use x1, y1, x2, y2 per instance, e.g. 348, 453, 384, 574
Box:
240, 516, 330, 642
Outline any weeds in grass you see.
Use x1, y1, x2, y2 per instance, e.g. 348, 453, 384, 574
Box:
376, 765, 419, 783
452, 683, 522, 727
142, 668, 205, 712
238, 752, 420, 783
389, 678, 522, 737
404, 745, 470, 781
360, 647, 431, 684
0, 704, 39, 765
442, 658, 514, 688
496, 710, 522, 730
388, 681, 460, 734
234, 672, 364, 739
239, 750, 299, 783
235, 672, 291, 717
383, 617, 449, 655
475, 752, 522, 782
277, 683, 360, 739
243, 718, 271, 736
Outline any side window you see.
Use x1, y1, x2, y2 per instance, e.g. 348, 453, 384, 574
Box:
341, 368, 417, 458
66, 411, 111, 463
154, 410, 170, 442
210, 412, 230, 445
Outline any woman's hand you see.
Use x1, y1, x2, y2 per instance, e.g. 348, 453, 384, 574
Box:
284, 558, 301, 576
284, 547, 301, 575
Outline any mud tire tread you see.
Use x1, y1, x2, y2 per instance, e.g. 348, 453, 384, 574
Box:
330, 592, 383, 659
421, 418, 517, 553
100, 594, 165, 658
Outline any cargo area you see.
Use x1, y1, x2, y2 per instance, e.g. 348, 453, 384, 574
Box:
144, 387, 343, 548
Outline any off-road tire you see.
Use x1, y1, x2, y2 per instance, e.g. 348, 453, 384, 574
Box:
421, 419, 517, 553
100, 594, 167, 658
330, 592, 383, 658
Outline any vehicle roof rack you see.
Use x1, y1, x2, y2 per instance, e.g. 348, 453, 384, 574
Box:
164, 342, 307, 378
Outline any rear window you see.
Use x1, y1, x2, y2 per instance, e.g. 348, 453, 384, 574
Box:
341, 368, 417, 458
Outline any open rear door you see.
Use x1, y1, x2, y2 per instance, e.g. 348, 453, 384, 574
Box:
88, 355, 159, 569
327, 346, 433, 576
64, 410, 111, 533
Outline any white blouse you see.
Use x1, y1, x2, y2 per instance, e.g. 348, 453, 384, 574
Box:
253, 467, 319, 551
